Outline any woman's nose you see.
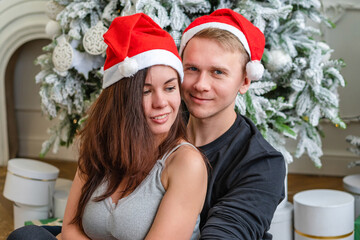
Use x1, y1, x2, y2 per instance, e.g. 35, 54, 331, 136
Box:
152, 92, 167, 108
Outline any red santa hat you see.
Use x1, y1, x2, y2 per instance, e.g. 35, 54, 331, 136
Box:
180, 8, 265, 81
102, 13, 183, 88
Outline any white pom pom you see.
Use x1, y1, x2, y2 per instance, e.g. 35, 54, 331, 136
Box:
246, 60, 264, 81
118, 57, 138, 77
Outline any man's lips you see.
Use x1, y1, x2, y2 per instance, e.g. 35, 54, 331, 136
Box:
190, 94, 212, 103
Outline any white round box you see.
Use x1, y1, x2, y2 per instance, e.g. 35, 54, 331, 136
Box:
3, 158, 59, 206
343, 174, 360, 219
294, 189, 354, 240
13, 203, 49, 229
269, 201, 293, 240
53, 178, 73, 219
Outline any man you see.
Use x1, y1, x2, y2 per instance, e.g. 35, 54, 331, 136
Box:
179, 8, 286, 239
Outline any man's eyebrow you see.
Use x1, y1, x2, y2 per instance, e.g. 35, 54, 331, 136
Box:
184, 62, 229, 73
210, 65, 229, 73
183, 63, 199, 68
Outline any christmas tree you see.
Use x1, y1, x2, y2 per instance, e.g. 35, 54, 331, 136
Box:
36, 0, 346, 167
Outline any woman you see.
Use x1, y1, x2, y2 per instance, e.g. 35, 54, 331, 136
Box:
61, 13, 207, 240
7, 13, 207, 240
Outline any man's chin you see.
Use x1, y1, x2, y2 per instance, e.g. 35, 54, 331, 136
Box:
188, 109, 212, 120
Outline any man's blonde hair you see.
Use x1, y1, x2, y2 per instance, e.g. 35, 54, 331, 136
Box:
192, 28, 250, 69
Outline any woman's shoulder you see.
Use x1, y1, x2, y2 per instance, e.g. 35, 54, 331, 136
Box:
167, 141, 207, 174
174, 141, 199, 155
161, 141, 207, 190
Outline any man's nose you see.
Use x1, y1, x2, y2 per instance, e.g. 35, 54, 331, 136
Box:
193, 72, 210, 91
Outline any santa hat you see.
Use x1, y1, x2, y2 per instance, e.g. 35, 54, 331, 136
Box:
102, 13, 183, 88
180, 8, 265, 81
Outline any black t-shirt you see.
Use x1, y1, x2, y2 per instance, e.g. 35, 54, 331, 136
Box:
199, 114, 286, 240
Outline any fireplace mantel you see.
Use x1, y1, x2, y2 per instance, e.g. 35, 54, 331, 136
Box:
0, 0, 49, 166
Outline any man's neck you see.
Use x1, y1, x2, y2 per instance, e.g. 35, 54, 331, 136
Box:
187, 111, 237, 147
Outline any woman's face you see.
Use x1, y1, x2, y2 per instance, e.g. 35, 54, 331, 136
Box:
143, 65, 181, 143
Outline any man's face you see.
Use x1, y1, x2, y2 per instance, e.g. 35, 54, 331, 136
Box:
181, 37, 250, 121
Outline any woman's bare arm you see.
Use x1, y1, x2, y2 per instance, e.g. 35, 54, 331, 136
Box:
145, 145, 208, 240
61, 169, 90, 240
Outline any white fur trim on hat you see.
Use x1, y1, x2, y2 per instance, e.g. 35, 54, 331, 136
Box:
118, 57, 139, 78
246, 60, 264, 81
180, 22, 251, 57
103, 49, 183, 88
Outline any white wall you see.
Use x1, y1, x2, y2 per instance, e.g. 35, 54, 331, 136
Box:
12, 40, 77, 161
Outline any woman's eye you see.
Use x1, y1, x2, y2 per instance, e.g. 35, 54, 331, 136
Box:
143, 89, 151, 95
166, 86, 176, 92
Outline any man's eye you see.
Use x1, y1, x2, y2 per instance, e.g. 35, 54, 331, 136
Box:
187, 67, 198, 71
214, 70, 223, 75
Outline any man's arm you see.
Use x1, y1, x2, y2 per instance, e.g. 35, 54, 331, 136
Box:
200, 154, 286, 240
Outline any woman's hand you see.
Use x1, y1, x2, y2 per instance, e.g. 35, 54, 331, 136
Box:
56, 233, 62, 240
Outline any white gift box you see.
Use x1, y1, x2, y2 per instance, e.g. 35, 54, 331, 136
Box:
294, 189, 354, 240
53, 178, 73, 219
343, 174, 360, 219
3, 158, 59, 206
269, 201, 293, 240
13, 203, 49, 229
3, 158, 60, 229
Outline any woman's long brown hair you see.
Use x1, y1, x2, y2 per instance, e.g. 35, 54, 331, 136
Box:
71, 68, 187, 228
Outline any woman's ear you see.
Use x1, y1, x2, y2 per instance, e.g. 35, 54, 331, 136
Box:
238, 76, 251, 95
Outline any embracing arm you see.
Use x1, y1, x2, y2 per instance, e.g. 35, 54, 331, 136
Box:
200, 154, 286, 240
61, 169, 90, 240
145, 145, 208, 240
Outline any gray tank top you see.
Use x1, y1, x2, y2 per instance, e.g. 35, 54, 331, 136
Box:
82, 142, 201, 240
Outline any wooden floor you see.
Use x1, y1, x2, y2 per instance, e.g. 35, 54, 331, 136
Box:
0, 159, 345, 240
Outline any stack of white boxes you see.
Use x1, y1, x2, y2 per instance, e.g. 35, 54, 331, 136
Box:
3, 158, 72, 229
269, 167, 294, 240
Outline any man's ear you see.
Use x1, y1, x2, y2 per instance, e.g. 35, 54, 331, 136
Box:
238, 76, 251, 95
